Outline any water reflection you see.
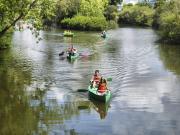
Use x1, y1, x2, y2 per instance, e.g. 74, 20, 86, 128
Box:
158, 44, 180, 75
90, 100, 110, 119
1, 27, 180, 135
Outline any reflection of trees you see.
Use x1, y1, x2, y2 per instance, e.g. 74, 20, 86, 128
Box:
0, 50, 90, 134
77, 99, 110, 119
158, 45, 180, 75
0, 50, 38, 135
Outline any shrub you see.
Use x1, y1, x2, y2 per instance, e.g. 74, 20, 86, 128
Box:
104, 5, 118, 21
108, 20, 118, 29
61, 15, 108, 31
118, 5, 154, 26
158, 0, 180, 43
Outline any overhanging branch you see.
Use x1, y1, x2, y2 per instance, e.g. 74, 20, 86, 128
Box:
0, 0, 38, 37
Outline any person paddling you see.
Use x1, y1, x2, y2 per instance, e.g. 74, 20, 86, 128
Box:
101, 30, 106, 38
97, 77, 107, 93
67, 45, 77, 56
91, 70, 101, 88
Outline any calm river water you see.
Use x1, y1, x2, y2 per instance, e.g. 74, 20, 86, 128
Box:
0, 27, 180, 135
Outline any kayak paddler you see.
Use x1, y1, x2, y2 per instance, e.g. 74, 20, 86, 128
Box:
90, 70, 101, 88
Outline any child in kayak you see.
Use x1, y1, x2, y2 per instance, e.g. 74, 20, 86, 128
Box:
98, 77, 107, 93
101, 30, 106, 38
67, 45, 77, 56
90, 70, 101, 88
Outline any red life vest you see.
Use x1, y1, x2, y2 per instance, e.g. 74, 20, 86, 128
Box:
98, 83, 106, 93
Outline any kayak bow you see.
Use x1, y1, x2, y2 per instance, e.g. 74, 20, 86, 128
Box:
67, 53, 79, 60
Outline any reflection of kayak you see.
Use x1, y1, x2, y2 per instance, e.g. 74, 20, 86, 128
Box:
67, 53, 79, 60
88, 85, 111, 103
90, 99, 110, 119
63, 31, 74, 37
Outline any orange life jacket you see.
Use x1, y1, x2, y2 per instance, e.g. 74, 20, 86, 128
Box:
98, 83, 106, 93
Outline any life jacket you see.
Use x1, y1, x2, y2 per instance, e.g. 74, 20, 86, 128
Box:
98, 83, 106, 93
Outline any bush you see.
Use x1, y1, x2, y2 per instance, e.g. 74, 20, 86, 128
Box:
157, 0, 180, 43
104, 5, 118, 21
118, 4, 154, 26
108, 20, 118, 29
61, 15, 108, 31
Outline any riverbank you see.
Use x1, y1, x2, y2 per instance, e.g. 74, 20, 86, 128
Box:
118, 1, 180, 44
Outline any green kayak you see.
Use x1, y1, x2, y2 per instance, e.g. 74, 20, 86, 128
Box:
88, 85, 111, 103
67, 53, 79, 60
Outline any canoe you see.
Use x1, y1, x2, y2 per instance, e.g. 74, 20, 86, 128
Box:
67, 53, 79, 60
63, 32, 74, 37
88, 85, 111, 103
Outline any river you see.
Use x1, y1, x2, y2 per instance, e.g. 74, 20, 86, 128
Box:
0, 27, 180, 135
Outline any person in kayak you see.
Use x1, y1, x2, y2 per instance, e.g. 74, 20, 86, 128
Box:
90, 70, 101, 87
101, 30, 106, 38
67, 45, 77, 56
98, 77, 107, 93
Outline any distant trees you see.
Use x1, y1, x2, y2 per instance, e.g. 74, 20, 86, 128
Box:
55, 0, 81, 21
60, 0, 109, 30
118, 4, 154, 26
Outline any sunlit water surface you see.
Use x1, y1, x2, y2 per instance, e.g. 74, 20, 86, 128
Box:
0, 27, 180, 135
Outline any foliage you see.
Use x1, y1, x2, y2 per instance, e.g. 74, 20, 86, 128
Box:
118, 4, 154, 26
0, 32, 12, 49
152, 0, 166, 28
0, 0, 55, 49
109, 0, 123, 5
55, 0, 80, 21
158, 0, 180, 43
104, 5, 118, 21
79, 0, 108, 17
108, 20, 118, 29
61, 15, 108, 31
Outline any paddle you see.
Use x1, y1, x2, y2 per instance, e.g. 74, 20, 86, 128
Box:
77, 89, 88, 92
59, 51, 65, 56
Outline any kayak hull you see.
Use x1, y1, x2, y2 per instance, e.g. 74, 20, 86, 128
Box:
101, 34, 106, 38
67, 53, 79, 60
88, 86, 111, 103
63, 34, 74, 37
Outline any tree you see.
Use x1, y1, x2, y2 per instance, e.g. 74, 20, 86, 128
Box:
104, 5, 118, 21
109, 0, 123, 5
158, 0, 180, 43
55, 0, 80, 21
0, 0, 55, 48
153, 0, 166, 28
79, 0, 108, 17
